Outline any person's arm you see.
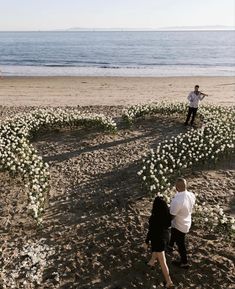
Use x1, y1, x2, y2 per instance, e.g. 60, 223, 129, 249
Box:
187, 92, 193, 102
143, 223, 151, 249
145, 230, 151, 245
199, 91, 208, 100
145, 216, 153, 243
170, 199, 181, 217
144, 215, 153, 246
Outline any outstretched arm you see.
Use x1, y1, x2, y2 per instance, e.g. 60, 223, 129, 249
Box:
199, 91, 208, 100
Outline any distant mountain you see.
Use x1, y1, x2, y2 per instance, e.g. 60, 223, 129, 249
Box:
66, 27, 151, 31
66, 26, 235, 31
157, 25, 235, 31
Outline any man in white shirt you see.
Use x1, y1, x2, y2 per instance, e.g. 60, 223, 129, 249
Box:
184, 85, 208, 126
168, 178, 196, 268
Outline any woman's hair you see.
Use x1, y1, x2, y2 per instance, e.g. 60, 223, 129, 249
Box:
152, 196, 168, 215
151, 196, 171, 227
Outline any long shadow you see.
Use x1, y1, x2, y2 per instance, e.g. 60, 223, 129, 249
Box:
35, 116, 191, 228
34, 115, 234, 288
44, 160, 142, 225
37, 136, 235, 289
40, 118, 185, 223
39, 159, 153, 287
42, 131, 159, 163
39, 153, 235, 231
35, 115, 185, 164
3, 109, 234, 288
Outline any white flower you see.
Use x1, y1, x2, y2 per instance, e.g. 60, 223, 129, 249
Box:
150, 185, 156, 191
1, 108, 117, 221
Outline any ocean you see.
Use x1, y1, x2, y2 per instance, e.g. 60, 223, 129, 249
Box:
0, 31, 234, 76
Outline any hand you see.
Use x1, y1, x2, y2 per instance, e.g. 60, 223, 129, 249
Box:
143, 243, 149, 250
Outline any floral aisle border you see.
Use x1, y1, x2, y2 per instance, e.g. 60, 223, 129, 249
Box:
0, 103, 234, 234
123, 102, 235, 234
0, 108, 117, 223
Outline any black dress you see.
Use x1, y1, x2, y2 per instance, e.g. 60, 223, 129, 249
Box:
145, 196, 171, 252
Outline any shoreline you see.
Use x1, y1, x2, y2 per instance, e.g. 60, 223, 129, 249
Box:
1, 66, 234, 78
0, 76, 234, 107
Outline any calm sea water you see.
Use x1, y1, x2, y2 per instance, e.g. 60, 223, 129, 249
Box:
0, 31, 234, 76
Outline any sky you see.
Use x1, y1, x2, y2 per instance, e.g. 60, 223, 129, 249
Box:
0, 0, 234, 31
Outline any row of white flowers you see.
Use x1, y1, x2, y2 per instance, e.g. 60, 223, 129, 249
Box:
123, 102, 190, 124
193, 203, 235, 235
0, 108, 117, 222
123, 102, 235, 234
122, 101, 234, 125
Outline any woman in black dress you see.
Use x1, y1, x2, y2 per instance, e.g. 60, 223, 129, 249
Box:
144, 196, 174, 288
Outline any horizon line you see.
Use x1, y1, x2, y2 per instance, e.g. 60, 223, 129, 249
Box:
1, 29, 235, 32
1, 25, 235, 32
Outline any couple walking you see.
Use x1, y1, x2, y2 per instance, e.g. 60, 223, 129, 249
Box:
144, 178, 195, 288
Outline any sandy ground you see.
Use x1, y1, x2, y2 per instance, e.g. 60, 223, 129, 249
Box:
0, 75, 234, 288
0, 105, 234, 289
0, 76, 234, 106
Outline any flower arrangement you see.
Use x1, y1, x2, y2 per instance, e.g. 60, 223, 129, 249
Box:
0, 108, 117, 222
122, 102, 189, 125
1, 102, 234, 234
123, 102, 235, 234
193, 203, 235, 235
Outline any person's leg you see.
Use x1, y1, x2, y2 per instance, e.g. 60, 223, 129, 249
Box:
174, 229, 188, 264
185, 107, 193, 125
168, 227, 176, 250
156, 252, 174, 287
190, 107, 198, 126
148, 252, 158, 266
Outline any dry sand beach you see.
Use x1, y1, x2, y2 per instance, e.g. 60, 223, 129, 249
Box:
0, 76, 235, 106
0, 77, 235, 288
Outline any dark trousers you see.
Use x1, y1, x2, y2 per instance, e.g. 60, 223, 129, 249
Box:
169, 227, 188, 264
185, 106, 198, 125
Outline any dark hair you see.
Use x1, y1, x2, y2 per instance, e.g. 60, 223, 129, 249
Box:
151, 196, 171, 227
195, 85, 199, 88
